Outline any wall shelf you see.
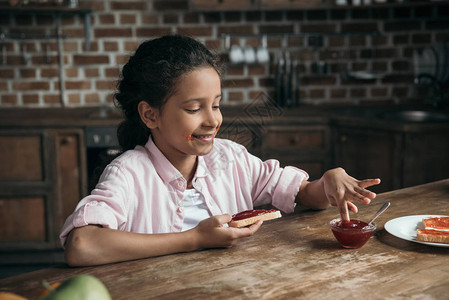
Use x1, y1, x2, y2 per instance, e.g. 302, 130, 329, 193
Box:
188, 0, 443, 11
0, 6, 92, 50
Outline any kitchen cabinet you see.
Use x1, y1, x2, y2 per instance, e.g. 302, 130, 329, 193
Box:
333, 126, 401, 193
0, 128, 86, 252
217, 118, 263, 157
333, 120, 449, 193
402, 129, 449, 187
261, 124, 331, 180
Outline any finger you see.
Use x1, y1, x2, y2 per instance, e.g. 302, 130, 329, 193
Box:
355, 186, 377, 200
229, 220, 263, 238
347, 190, 369, 204
339, 202, 350, 221
349, 189, 373, 204
214, 214, 232, 226
348, 201, 358, 214
359, 178, 381, 189
232, 220, 263, 237
247, 220, 263, 233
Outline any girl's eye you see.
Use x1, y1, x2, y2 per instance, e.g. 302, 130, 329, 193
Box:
186, 109, 200, 113
212, 105, 220, 110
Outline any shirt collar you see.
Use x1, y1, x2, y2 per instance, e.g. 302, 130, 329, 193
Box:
145, 137, 183, 184
195, 155, 209, 178
144, 136, 210, 184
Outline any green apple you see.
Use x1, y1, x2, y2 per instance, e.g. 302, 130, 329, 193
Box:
40, 275, 111, 300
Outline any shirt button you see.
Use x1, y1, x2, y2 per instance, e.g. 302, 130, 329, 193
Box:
178, 207, 184, 213
177, 181, 184, 188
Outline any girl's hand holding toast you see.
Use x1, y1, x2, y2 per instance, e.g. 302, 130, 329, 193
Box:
191, 214, 263, 248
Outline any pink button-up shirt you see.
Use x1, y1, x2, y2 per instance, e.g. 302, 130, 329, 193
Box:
60, 137, 308, 246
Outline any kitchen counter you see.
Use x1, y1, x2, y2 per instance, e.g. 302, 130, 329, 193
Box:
0, 107, 124, 128
0, 105, 331, 128
1, 105, 449, 130
328, 105, 449, 132
0, 179, 448, 299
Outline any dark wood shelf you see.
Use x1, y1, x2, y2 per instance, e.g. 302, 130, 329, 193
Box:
188, 0, 445, 11
0, 5, 93, 50
0, 6, 91, 14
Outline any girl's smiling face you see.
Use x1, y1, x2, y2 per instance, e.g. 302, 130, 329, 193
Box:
140, 67, 222, 163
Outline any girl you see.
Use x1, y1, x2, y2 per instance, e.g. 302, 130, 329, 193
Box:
61, 35, 380, 266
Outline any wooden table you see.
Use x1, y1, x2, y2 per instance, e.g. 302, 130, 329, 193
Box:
1, 180, 449, 299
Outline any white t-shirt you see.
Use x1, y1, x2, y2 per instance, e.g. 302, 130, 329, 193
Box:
181, 188, 212, 231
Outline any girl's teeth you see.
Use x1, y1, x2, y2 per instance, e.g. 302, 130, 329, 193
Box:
192, 135, 213, 141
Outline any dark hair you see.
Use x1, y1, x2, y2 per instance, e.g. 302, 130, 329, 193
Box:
114, 35, 224, 151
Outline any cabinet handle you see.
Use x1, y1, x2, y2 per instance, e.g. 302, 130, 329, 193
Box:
340, 135, 347, 142
60, 137, 72, 146
290, 136, 301, 146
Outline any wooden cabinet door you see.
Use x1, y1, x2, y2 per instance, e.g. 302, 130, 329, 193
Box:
262, 125, 330, 180
403, 129, 449, 188
333, 127, 402, 193
0, 197, 46, 243
217, 119, 263, 157
0, 130, 50, 247
0, 135, 43, 181
0, 129, 86, 250
53, 129, 87, 236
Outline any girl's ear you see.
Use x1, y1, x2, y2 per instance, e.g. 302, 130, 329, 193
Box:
138, 101, 159, 129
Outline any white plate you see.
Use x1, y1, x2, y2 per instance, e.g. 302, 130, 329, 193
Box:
384, 215, 449, 248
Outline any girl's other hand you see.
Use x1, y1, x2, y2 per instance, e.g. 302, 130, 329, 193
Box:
192, 214, 262, 249
322, 168, 381, 221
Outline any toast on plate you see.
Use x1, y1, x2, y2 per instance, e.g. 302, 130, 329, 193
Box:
416, 229, 449, 244
417, 217, 449, 244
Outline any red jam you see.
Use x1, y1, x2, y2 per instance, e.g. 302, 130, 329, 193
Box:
231, 209, 276, 221
423, 217, 449, 230
330, 219, 376, 249
340, 219, 368, 229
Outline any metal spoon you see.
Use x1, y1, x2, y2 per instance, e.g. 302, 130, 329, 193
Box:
367, 202, 390, 225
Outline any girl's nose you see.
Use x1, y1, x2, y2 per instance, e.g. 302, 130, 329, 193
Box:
203, 108, 221, 128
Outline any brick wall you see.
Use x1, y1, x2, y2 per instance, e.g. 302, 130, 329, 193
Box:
0, 0, 448, 107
